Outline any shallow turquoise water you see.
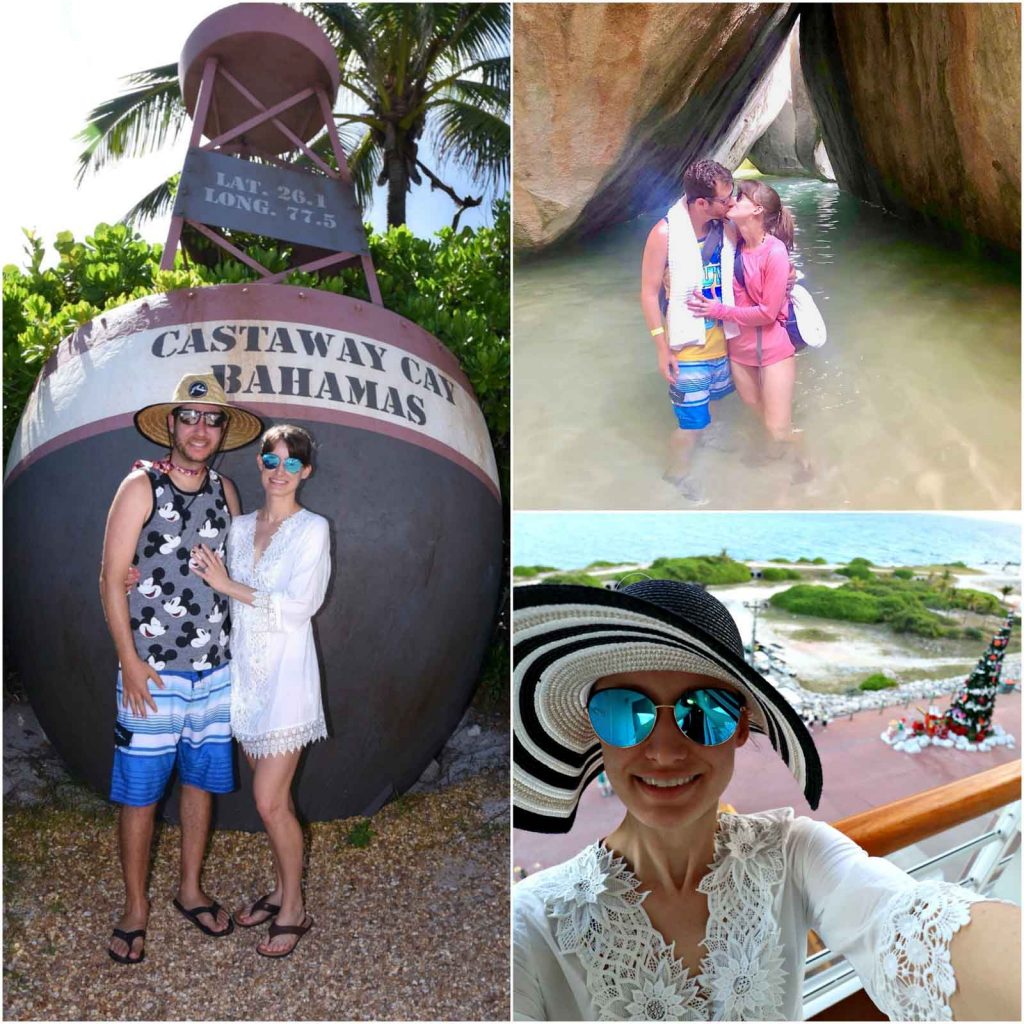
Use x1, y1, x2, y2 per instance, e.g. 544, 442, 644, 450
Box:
513, 179, 1021, 510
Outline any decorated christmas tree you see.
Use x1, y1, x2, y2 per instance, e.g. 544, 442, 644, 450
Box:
945, 613, 1015, 742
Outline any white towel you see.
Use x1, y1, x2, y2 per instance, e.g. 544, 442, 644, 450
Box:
666, 198, 739, 351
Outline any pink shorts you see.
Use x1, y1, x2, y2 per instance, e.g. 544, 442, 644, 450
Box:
728, 322, 795, 367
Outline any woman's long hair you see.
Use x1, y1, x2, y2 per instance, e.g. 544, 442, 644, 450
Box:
737, 180, 795, 250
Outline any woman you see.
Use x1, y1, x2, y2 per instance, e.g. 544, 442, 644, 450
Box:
512, 579, 1020, 1020
686, 180, 811, 480
192, 424, 331, 959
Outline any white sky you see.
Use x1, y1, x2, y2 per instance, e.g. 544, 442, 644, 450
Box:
0, 0, 501, 269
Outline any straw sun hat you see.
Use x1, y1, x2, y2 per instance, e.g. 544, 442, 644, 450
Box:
513, 579, 823, 833
134, 372, 264, 452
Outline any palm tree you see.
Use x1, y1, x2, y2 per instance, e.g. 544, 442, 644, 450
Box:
75, 3, 509, 230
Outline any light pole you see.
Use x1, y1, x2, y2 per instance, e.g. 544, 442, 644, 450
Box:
743, 599, 768, 665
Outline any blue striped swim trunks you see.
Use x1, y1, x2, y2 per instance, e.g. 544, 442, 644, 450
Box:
110, 663, 236, 806
668, 354, 735, 430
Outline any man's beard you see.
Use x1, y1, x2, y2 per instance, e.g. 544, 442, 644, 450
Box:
170, 433, 216, 469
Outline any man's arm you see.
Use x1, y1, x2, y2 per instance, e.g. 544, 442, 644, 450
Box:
99, 471, 162, 717
640, 220, 678, 384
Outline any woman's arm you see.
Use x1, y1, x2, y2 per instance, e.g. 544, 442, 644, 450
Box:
689, 242, 789, 326
191, 544, 256, 605
948, 899, 1021, 1020
793, 817, 1021, 1021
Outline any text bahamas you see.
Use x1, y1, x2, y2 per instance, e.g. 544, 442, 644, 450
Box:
151, 324, 459, 427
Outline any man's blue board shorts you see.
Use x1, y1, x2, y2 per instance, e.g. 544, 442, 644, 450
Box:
110, 663, 235, 806
668, 354, 735, 430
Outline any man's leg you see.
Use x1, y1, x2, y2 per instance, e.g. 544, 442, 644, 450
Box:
110, 803, 157, 961
175, 664, 234, 934
176, 782, 232, 934
665, 361, 713, 503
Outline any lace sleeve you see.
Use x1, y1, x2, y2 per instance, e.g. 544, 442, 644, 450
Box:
871, 880, 978, 1021
253, 515, 331, 634
790, 816, 988, 1022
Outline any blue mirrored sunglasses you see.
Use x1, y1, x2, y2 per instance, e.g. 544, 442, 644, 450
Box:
587, 686, 744, 748
261, 453, 304, 474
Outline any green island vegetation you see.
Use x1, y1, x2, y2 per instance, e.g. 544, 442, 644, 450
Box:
860, 673, 899, 691
587, 560, 623, 569
769, 557, 791, 564
761, 567, 802, 582
770, 559, 1006, 639
542, 572, 604, 587
619, 554, 751, 586
512, 565, 558, 578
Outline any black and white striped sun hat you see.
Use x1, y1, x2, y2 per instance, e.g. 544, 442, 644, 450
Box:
513, 580, 823, 833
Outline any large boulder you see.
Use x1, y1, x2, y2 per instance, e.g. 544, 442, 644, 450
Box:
749, 29, 835, 179
801, 4, 1020, 252
513, 3, 799, 251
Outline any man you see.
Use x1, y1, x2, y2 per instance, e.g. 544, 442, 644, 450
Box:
99, 372, 262, 964
640, 159, 739, 504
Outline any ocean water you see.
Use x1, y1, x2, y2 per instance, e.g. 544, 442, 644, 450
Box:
513, 512, 1021, 569
513, 178, 1021, 510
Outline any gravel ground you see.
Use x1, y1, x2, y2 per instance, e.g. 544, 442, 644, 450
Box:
3, 771, 509, 1021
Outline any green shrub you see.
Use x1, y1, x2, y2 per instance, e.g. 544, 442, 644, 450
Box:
891, 568, 914, 580
586, 560, 620, 569
770, 585, 882, 623
769, 557, 791, 564
837, 563, 874, 580
543, 572, 604, 588
962, 626, 985, 641
647, 555, 751, 585
860, 673, 899, 691
513, 565, 557, 578
812, 557, 827, 564
762, 567, 801, 582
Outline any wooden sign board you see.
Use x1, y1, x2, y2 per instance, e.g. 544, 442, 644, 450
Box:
174, 148, 368, 254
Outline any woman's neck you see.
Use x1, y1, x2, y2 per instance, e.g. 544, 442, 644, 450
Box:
259, 496, 301, 523
605, 808, 719, 895
738, 219, 768, 250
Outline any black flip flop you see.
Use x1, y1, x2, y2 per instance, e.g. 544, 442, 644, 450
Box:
234, 893, 281, 929
256, 916, 313, 959
109, 927, 146, 965
172, 898, 235, 937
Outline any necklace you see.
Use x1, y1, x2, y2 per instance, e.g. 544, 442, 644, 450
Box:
153, 457, 206, 478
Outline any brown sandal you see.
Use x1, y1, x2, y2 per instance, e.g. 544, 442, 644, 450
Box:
233, 893, 281, 929
256, 915, 313, 959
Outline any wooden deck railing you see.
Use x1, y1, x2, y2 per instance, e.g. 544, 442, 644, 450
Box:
809, 760, 1021, 1021
832, 760, 1021, 856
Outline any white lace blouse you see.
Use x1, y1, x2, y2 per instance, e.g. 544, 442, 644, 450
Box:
227, 509, 331, 758
513, 809, 989, 1021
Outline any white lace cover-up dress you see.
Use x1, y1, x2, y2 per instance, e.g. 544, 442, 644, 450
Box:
227, 508, 331, 758
513, 808, 999, 1021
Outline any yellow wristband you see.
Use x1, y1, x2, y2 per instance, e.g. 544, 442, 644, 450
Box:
650, 326, 665, 337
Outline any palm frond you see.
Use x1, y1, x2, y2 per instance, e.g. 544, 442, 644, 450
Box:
75, 63, 185, 184
429, 99, 509, 191
121, 175, 179, 226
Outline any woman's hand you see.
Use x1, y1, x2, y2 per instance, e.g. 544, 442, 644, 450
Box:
191, 543, 230, 592
124, 565, 140, 595
685, 289, 716, 317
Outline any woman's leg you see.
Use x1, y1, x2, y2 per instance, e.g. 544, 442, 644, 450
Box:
761, 357, 812, 474
729, 360, 763, 416
250, 748, 308, 952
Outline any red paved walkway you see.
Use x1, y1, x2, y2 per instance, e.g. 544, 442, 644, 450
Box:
514, 691, 1021, 873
